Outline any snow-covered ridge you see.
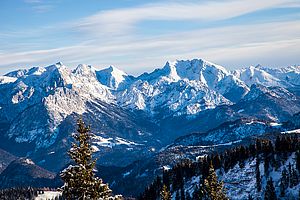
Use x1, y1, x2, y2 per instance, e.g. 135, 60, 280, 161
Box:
2, 59, 299, 117
0, 76, 17, 84
233, 64, 300, 87
1, 59, 299, 150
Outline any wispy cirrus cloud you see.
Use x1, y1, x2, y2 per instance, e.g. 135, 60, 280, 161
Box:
73, 0, 300, 37
0, 0, 299, 74
23, 0, 54, 13
0, 19, 299, 74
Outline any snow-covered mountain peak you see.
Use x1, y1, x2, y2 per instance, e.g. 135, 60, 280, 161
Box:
96, 65, 131, 90
171, 59, 229, 87
159, 61, 181, 81
137, 58, 229, 86
233, 66, 282, 87
73, 64, 97, 76
105, 65, 128, 83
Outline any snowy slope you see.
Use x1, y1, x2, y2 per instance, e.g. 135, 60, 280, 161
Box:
178, 154, 300, 200
233, 65, 300, 88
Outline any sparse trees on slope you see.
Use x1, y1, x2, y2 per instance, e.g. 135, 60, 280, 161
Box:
60, 118, 112, 200
140, 135, 300, 200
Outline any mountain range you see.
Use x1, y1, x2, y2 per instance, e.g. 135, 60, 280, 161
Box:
0, 58, 299, 195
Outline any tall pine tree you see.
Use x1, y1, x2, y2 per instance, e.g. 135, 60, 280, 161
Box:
203, 162, 228, 200
60, 118, 112, 199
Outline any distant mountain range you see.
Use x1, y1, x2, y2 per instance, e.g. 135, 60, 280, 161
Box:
0, 58, 299, 194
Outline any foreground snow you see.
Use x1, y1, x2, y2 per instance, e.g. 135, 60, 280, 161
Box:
35, 191, 62, 200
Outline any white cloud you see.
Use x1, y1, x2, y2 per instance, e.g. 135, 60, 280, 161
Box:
0, 20, 299, 75
23, 0, 53, 13
73, 0, 299, 37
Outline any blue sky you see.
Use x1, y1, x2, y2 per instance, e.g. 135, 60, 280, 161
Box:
0, 0, 299, 75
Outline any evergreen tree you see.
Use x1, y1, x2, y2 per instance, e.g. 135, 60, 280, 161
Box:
279, 166, 292, 198
60, 118, 112, 200
256, 139, 262, 154
160, 185, 171, 200
180, 187, 185, 200
288, 162, 293, 187
279, 178, 285, 197
203, 162, 228, 200
264, 178, 277, 200
162, 170, 170, 188
264, 154, 270, 176
281, 167, 289, 189
291, 167, 299, 187
296, 151, 300, 173
175, 191, 180, 200
255, 155, 261, 192
192, 185, 201, 200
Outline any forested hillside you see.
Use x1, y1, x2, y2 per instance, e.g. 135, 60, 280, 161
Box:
139, 134, 300, 199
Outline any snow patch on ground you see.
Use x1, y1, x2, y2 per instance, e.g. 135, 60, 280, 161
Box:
196, 140, 242, 148
0, 76, 17, 84
24, 158, 35, 165
237, 109, 244, 113
93, 135, 143, 149
270, 122, 282, 127
35, 191, 62, 200
123, 170, 132, 178
281, 129, 300, 134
